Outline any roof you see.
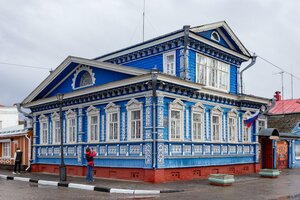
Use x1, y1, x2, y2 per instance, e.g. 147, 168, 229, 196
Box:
96, 21, 250, 62
22, 56, 150, 105
190, 21, 251, 57
256, 128, 300, 139
0, 125, 29, 137
268, 99, 300, 115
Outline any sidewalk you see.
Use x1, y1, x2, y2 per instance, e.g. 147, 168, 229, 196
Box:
0, 168, 261, 192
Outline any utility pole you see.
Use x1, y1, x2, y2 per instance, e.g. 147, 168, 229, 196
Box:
142, 0, 145, 42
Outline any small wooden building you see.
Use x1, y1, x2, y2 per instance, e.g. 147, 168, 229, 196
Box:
0, 125, 33, 171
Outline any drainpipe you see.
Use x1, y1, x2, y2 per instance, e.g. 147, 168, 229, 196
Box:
240, 54, 257, 94
25, 134, 31, 171
151, 68, 159, 169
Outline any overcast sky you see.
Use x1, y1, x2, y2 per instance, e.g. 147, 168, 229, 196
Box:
0, 0, 299, 106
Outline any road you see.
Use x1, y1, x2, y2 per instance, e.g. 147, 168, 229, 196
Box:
2, 169, 300, 200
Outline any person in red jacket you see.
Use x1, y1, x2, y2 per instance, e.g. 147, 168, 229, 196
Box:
85, 147, 96, 182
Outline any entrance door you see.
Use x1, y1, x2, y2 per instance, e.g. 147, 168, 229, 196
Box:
276, 140, 288, 169
260, 137, 273, 169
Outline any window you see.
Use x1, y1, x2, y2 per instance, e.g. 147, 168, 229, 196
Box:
39, 114, 48, 145
51, 112, 60, 144
2, 142, 10, 158
211, 106, 222, 142
211, 31, 220, 42
243, 112, 251, 143
89, 116, 99, 141
66, 110, 76, 143
72, 65, 95, 90
127, 99, 143, 141
169, 99, 184, 141
196, 54, 229, 91
80, 71, 93, 87
228, 117, 236, 142
171, 110, 181, 139
108, 113, 119, 140
192, 102, 204, 141
296, 144, 300, 160
163, 51, 176, 76
87, 106, 99, 142
0, 120, 2, 129
257, 119, 267, 133
67, 118, 76, 143
130, 110, 141, 140
228, 109, 238, 143
105, 102, 120, 141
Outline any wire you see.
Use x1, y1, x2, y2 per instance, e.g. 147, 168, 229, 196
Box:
248, 50, 300, 81
0, 61, 52, 70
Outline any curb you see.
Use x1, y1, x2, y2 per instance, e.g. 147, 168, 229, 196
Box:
0, 174, 182, 194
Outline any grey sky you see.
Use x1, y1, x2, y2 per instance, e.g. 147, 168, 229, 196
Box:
0, 0, 299, 106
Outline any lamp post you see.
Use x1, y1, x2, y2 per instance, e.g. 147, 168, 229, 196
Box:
56, 93, 66, 182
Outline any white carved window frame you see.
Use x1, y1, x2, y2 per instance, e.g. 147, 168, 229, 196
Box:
51, 112, 60, 145
242, 111, 252, 143
228, 108, 238, 143
211, 106, 223, 142
65, 109, 77, 144
72, 65, 96, 90
105, 102, 120, 142
211, 31, 221, 42
169, 98, 184, 141
126, 99, 143, 141
39, 114, 48, 145
87, 106, 100, 143
191, 102, 204, 142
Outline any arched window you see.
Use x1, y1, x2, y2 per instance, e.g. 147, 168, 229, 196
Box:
228, 109, 238, 143
211, 106, 222, 142
169, 99, 185, 141
72, 65, 95, 90
211, 31, 220, 42
79, 71, 93, 87
191, 102, 204, 141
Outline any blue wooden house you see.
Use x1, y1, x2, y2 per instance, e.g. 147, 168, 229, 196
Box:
21, 21, 269, 182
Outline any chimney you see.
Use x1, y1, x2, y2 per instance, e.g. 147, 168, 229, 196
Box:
274, 91, 281, 101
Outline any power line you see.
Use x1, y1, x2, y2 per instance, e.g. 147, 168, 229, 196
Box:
0, 61, 52, 70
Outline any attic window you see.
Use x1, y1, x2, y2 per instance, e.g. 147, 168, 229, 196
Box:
80, 71, 92, 87
211, 31, 220, 42
72, 65, 96, 90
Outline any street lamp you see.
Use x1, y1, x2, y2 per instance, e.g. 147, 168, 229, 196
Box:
56, 93, 66, 182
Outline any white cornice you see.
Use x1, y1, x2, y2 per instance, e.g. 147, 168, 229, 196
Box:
22, 56, 149, 105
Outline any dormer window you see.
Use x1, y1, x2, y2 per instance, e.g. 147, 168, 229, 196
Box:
80, 71, 93, 87
211, 31, 220, 42
72, 65, 96, 90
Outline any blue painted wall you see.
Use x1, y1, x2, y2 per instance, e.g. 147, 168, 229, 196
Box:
230, 65, 238, 94
196, 30, 231, 49
46, 67, 133, 98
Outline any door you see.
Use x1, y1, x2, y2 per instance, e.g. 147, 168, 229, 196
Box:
260, 137, 273, 169
276, 140, 289, 170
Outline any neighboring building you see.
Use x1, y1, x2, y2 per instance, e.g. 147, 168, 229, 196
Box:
0, 125, 33, 170
263, 91, 300, 169
0, 105, 19, 129
21, 21, 269, 182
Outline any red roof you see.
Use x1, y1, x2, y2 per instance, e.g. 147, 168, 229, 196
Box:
268, 99, 300, 115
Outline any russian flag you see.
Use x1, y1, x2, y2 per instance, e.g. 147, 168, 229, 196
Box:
245, 110, 260, 128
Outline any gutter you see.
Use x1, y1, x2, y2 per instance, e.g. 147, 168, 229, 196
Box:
240, 53, 257, 94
